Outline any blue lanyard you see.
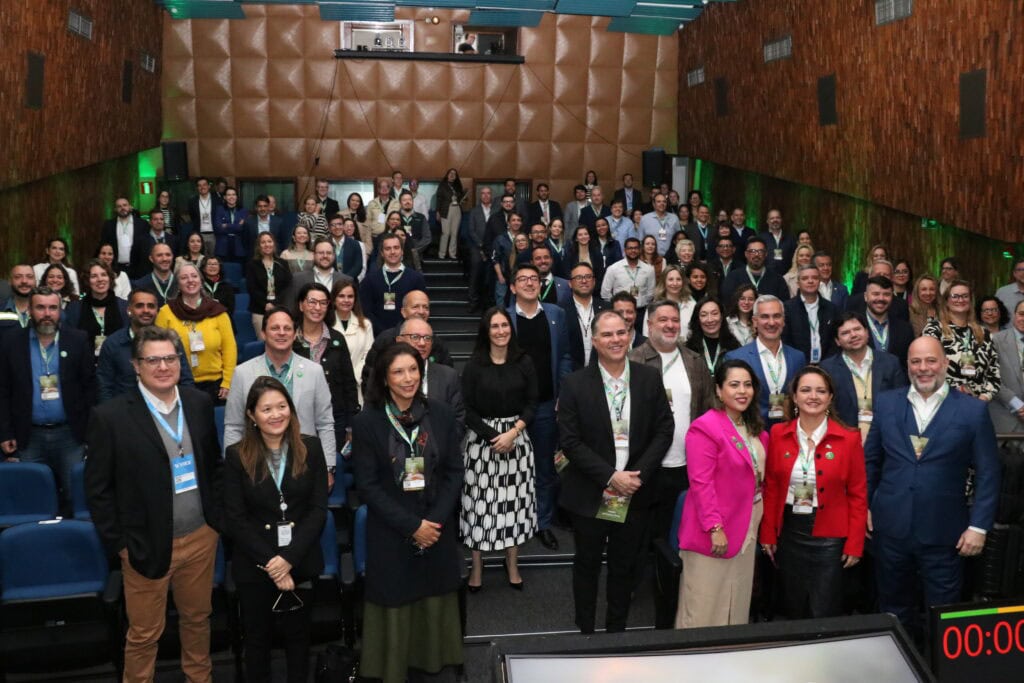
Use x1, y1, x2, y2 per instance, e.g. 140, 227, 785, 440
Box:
267, 447, 288, 491
38, 332, 59, 375
142, 394, 185, 457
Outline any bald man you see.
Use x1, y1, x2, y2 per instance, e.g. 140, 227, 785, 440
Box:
865, 336, 1000, 642
362, 291, 453, 387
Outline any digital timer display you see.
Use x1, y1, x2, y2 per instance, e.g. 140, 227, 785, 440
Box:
931, 602, 1024, 683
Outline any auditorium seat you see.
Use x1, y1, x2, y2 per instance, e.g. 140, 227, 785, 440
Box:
234, 291, 250, 313
0, 519, 123, 678
233, 309, 257, 348
0, 462, 59, 528
222, 262, 244, 289
241, 340, 265, 363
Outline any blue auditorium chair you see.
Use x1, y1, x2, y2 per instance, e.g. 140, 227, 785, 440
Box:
241, 340, 265, 363
0, 462, 58, 528
0, 520, 123, 678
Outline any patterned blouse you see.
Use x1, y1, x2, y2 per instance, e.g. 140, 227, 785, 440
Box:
921, 320, 1001, 400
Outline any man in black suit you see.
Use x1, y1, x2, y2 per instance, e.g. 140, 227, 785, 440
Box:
612, 173, 641, 214
86, 326, 222, 681
720, 236, 789, 303
782, 264, 838, 363
758, 208, 797, 276
690, 204, 715, 261
314, 178, 340, 218
727, 207, 757, 258
858, 276, 914, 368
610, 291, 646, 348
484, 193, 518, 257
243, 194, 289, 254
130, 243, 179, 307
363, 290, 454, 387
0, 286, 95, 512
707, 235, 740, 293
558, 310, 674, 634
99, 195, 151, 279
578, 185, 612, 238
466, 186, 494, 312
187, 176, 220, 255
527, 182, 562, 228
130, 209, 178, 276
562, 262, 608, 369
845, 261, 910, 322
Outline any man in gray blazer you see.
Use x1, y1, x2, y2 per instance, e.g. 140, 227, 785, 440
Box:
396, 317, 465, 439
990, 299, 1024, 433
223, 308, 337, 467
467, 187, 494, 312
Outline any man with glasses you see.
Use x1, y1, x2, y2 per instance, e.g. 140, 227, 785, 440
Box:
97, 288, 195, 403
720, 236, 788, 303
86, 326, 222, 682
0, 285, 95, 512
396, 317, 465, 434
294, 283, 359, 452
996, 259, 1024, 317
507, 264, 573, 550
283, 238, 353, 313
708, 235, 739, 293
563, 262, 608, 369
363, 290, 454, 386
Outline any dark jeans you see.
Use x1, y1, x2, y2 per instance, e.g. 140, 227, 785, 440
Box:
776, 506, 845, 619
237, 580, 312, 683
571, 507, 651, 633
193, 380, 225, 406
18, 424, 84, 513
528, 400, 559, 530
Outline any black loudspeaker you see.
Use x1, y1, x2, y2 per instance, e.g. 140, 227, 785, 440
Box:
960, 68, 986, 139
642, 149, 666, 188
25, 52, 44, 110
818, 74, 838, 126
714, 77, 728, 117
162, 141, 189, 181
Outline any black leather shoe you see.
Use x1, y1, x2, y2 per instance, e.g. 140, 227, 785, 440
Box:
537, 529, 559, 551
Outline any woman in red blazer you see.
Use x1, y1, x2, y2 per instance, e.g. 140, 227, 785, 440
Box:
759, 366, 867, 619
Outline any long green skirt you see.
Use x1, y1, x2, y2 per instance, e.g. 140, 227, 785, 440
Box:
360, 592, 463, 683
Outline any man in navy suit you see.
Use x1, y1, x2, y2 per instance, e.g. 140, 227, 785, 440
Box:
0, 286, 95, 512
562, 262, 609, 369
724, 294, 807, 427
508, 264, 573, 550
530, 245, 571, 307
243, 195, 289, 254
782, 264, 838, 363
720, 236, 789, 303
820, 312, 907, 433
865, 336, 1000, 640
326, 214, 364, 281
758, 208, 797, 276
527, 182, 563, 228
812, 251, 849, 312
726, 207, 757, 259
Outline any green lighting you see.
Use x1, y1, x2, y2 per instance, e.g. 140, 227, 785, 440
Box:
841, 200, 868, 291
1003, 251, 1013, 259
744, 171, 761, 230
692, 159, 702, 191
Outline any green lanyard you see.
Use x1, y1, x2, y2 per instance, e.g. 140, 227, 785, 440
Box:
385, 402, 420, 457
91, 307, 106, 335
152, 273, 174, 301
541, 277, 555, 300
265, 354, 294, 395
842, 353, 873, 398
746, 267, 763, 288
797, 429, 816, 483
600, 364, 630, 422
662, 350, 681, 376
761, 346, 783, 393
702, 339, 720, 374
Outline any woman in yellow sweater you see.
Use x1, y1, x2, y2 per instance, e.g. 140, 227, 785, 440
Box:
155, 262, 237, 404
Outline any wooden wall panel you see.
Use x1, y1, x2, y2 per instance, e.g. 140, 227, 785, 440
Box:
0, 0, 164, 190
677, 0, 1024, 244
693, 160, 1019, 295
162, 6, 678, 203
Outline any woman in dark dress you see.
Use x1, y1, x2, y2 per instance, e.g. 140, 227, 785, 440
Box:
223, 376, 327, 683
686, 296, 740, 375
201, 255, 236, 316
352, 343, 464, 683
460, 308, 538, 591
77, 259, 128, 358
245, 232, 292, 340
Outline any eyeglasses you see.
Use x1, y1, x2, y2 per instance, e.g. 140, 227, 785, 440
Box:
949, 293, 971, 301
139, 355, 180, 368
894, 269, 910, 275
746, 248, 766, 255
571, 274, 595, 282
401, 334, 433, 343
515, 276, 540, 284
303, 298, 329, 308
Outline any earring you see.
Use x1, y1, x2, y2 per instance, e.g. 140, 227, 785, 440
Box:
793, 404, 799, 416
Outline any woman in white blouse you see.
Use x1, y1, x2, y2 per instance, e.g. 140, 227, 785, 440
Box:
643, 264, 695, 338
329, 279, 374, 404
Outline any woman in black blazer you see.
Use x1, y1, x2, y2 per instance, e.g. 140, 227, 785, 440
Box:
351, 343, 465, 683
565, 224, 605, 287
223, 376, 327, 683
245, 232, 292, 341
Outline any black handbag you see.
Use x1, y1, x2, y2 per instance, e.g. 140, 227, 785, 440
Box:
314, 644, 359, 683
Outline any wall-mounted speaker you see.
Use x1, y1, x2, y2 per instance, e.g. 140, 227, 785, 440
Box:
162, 141, 189, 181
818, 74, 838, 126
25, 52, 45, 110
960, 69, 986, 139
642, 149, 666, 189
714, 77, 728, 117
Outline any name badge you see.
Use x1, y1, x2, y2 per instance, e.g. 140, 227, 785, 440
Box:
94, 335, 106, 356
553, 449, 569, 473
792, 483, 815, 514
773, 248, 783, 260
40, 374, 60, 401
810, 347, 821, 363
172, 454, 199, 494
188, 329, 205, 352
612, 419, 629, 445
383, 292, 397, 311
768, 393, 785, 420
277, 522, 292, 547
629, 286, 639, 297
910, 435, 929, 459
378, 213, 386, 224
403, 456, 425, 491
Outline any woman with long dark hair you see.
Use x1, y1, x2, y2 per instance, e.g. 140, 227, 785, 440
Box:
223, 376, 327, 683
759, 366, 867, 619
351, 344, 464, 683
460, 308, 538, 592
151, 189, 181, 232
245, 232, 292, 340
727, 283, 757, 346
435, 168, 466, 260
35, 237, 80, 293
339, 192, 371, 253
686, 296, 740, 374
329, 279, 374, 405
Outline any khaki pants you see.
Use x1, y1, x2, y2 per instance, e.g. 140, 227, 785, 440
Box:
121, 524, 219, 683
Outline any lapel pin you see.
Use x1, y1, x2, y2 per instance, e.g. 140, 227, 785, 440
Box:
60, 350, 68, 358
825, 452, 835, 460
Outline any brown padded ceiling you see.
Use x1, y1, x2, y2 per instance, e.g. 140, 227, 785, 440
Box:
162, 5, 678, 199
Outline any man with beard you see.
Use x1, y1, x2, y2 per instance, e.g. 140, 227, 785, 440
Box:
0, 264, 36, 333
720, 236, 789, 303
100, 195, 151, 279
131, 243, 180, 307
865, 336, 1000, 643
97, 289, 195, 402
0, 286, 95, 511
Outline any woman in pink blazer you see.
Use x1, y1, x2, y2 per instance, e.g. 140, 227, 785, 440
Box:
676, 358, 768, 628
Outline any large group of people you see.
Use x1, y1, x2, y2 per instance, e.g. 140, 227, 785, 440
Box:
0, 170, 1018, 682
